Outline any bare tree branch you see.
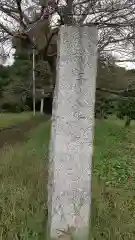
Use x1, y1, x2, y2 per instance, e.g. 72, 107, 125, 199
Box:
0, 22, 13, 36
15, 0, 27, 28
0, 0, 135, 65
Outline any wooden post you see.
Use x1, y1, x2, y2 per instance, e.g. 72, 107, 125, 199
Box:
47, 25, 97, 240
32, 37, 36, 116
40, 90, 44, 115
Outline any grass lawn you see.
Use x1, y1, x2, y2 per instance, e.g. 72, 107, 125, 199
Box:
0, 120, 51, 240
92, 119, 135, 239
0, 112, 34, 128
0, 118, 135, 239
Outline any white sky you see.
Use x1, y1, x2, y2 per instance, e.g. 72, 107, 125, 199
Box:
1, 2, 135, 70
3, 42, 135, 70
118, 62, 135, 69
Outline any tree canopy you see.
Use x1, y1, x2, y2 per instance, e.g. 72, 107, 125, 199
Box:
0, 0, 135, 62
0, 0, 135, 115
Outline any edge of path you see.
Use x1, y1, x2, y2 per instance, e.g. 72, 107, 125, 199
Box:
0, 114, 51, 149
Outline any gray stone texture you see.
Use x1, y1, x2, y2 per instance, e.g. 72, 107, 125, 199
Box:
47, 25, 97, 239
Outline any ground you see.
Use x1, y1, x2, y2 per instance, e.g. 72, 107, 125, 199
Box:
0, 112, 33, 129
0, 112, 50, 148
91, 118, 135, 239
0, 114, 135, 239
0, 113, 50, 240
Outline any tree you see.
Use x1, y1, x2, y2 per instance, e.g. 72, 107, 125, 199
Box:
95, 94, 115, 119
0, 0, 135, 106
117, 97, 135, 127
0, 53, 32, 112
1, 0, 135, 78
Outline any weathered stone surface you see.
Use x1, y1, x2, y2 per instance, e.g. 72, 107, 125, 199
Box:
47, 25, 97, 240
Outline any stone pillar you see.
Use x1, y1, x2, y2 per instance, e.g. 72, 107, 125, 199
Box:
47, 25, 97, 240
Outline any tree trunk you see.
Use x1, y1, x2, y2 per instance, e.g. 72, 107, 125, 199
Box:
47, 25, 97, 240
32, 44, 36, 116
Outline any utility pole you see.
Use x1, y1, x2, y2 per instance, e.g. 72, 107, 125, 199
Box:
32, 37, 36, 116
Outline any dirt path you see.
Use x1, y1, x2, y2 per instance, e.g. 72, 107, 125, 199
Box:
0, 115, 50, 148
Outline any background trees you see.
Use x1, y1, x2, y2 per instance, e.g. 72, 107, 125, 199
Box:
0, 0, 135, 123
0, 50, 135, 119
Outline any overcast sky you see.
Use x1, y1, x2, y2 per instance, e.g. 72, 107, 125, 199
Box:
1, 1, 135, 70
3, 42, 135, 70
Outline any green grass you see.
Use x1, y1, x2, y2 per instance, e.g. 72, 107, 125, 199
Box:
0, 112, 34, 128
1, 117, 135, 239
0, 120, 50, 239
91, 119, 135, 239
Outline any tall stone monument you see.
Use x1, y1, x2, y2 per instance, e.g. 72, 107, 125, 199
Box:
47, 25, 98, 240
